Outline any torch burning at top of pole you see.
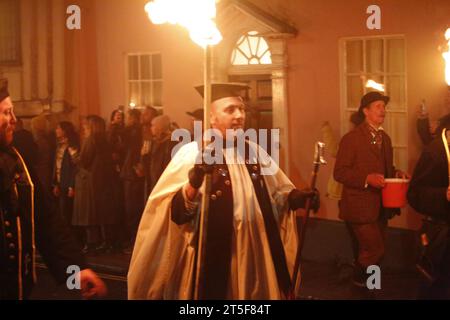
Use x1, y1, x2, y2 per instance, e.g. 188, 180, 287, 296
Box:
144, 0, 222, 48
366, 79, 385, 92
443, 28, 450, 86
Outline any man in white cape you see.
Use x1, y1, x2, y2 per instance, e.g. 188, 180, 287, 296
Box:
128, 83, 319, 299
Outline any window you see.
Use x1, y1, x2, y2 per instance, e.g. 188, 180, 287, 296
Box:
127, 53, 162, 109
340, 36, 407, 171
0, 0, 21, 66
231, 31, 272, 66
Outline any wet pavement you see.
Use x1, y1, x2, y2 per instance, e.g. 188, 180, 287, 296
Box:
29, 251, 424, 300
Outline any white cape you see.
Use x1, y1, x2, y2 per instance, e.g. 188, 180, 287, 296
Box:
127, 141, 299, 299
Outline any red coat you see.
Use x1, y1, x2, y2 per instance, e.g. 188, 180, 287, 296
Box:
334, 123, 396, 223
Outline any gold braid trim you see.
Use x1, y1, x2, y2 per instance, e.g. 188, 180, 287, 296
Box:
12, 148, 37, 284
16, 217, 23, 300
442, 128, 450, 185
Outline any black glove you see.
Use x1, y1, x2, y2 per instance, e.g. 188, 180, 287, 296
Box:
288, 188, 320, 212
188, 147, 216, 189
188, 164, 206, 189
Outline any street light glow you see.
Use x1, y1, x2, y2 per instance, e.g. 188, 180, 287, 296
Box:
145, 0, 222, 47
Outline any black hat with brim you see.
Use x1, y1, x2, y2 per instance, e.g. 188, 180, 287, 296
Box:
0, 78, 9, 103
194, 82, 250, 103
358, 91, 390, 114
186, 108, 204, 121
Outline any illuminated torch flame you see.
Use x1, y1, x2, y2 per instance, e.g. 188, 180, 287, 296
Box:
443, 28, 450, 86
366, 79, 385, 92
144, 0, 222, 48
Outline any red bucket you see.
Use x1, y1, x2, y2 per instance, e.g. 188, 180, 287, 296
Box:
382, 178, 410, 208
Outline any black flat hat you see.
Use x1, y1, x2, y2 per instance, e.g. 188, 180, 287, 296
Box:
186, 108, 204, 120
0, 78, 9, 103
195, 82, 250, 103
358, 91, 390, 112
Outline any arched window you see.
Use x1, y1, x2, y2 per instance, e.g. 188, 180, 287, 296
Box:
231, 31, 271, 65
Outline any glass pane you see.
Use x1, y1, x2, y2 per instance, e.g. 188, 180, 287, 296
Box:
256, 37, 269, 57
385, 76, 406, 110
128, 82, 140, 106
366, 39, 384, 73
248, 35, 259, 56
236, 35, 246, 47
365, 74, 384, 93
140, 55, 151, 80
385, 112, 408, 147
240, 37, 252, 59
347, 76, 363, 109
393, 147, 408, 174
141, 82, 152, 106
386, 39, 405, 73
260, 51, 272, 64
346, 40, 363, 73
153, 81, 162, 106
233, 50, 248, 65
152, 54, 162, 79
344, 110, 358, 133
128, 56, 139, 80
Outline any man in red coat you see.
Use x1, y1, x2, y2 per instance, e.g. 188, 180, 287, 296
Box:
334, 91, 409, 290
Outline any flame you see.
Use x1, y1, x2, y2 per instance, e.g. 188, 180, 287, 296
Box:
443, 28, 450, 86
145, 0, 222, 47
365, 79, 385, 92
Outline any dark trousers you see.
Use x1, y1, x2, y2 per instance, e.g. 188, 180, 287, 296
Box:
418, 230, 450, 299
347, 217, 387, 287
123, 178, 145, 243
57, 192, 74, 227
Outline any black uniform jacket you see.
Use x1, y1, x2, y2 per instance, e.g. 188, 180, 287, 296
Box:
1, 146, 86, 299
408, 133, 450, 222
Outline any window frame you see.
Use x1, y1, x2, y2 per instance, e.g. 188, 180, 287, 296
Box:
125, 52, 163, 111
231, 31, 272, 66
339, 34, 408, 170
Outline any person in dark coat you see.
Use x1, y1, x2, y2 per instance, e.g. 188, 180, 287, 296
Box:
0, 78, 106, 299
72, 115, 119, 253
138, 114, 177, 196
408, 124, 450, 299
52, 121, 80, 226
120, 109, 144, 249
30, 114, 54, 194
13, 118, 38, 167
108, 108, 126, 173
107, 108, 126, 250
137, 106, 158, 203
334, 91, 409, 290
417, 107, 450, 146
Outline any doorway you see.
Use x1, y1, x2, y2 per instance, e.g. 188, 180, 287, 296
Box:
228, 74, 272, 131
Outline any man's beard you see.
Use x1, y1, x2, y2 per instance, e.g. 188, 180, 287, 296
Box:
0, 126, 13, 148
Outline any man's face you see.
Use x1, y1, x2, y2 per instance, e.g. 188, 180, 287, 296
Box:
150, 118, 161, 137
210, 97, 245, 137
112, 111, 123, 124
0, 97, 17, 147
363, 100, 386, 127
